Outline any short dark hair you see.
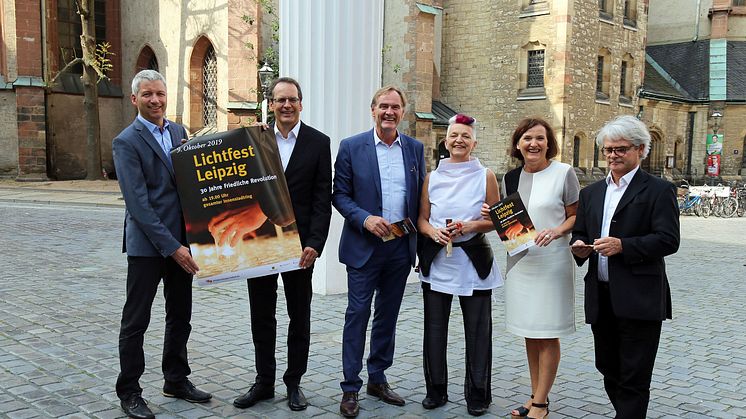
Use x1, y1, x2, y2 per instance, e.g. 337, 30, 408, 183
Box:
510, 117, 559, 161
267, 77, 303, 101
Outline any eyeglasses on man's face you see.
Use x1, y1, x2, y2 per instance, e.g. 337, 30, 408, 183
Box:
601, 145, 639, 157
271, 97, 300, 105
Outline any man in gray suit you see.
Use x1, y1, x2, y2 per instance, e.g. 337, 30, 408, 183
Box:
113, 70, 211, 419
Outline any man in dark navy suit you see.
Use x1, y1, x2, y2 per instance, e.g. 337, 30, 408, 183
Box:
332, 86, 425, 417
113, 70, 211, 419
571, 115, 680, 419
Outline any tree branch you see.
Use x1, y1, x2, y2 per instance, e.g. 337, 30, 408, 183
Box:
49, 57, 83, 85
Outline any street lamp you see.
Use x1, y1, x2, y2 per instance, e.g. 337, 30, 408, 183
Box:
711, 110, 723, 134
258, 62, 274, 124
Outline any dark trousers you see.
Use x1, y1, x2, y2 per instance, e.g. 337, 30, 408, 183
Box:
591, 282, 662, 419
116, 256, 192, 399
247, 267, 313, 388
422, 283, 492, 408
341, 239, 411, 392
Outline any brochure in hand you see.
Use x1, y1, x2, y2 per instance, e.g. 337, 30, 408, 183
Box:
382, 217, 417, 242
487, 192, 536, 256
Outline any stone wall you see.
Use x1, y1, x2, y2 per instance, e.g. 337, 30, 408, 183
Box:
47, 94, 122, 180
0, 91, 19, 177
438, 0, 646, 177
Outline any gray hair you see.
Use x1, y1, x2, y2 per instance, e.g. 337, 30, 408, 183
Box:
595, 115, 650, 159
446, 114, 477, 142
131, 70, 166, 96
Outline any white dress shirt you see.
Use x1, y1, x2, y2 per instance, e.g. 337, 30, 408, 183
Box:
598, 166, 639, 282
274, 121, 301, 171
137, 114, 172, 163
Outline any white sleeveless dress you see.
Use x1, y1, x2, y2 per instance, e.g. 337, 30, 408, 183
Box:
502, 161, 579, 338
419, 157, 503, 296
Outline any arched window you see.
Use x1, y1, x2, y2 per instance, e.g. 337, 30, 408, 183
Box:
202, 45, 217, 128
573, 136, 581, 167
135, 45, 159, 72
189, 36, 218, 133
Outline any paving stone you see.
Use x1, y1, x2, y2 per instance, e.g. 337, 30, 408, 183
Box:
1, 203, 746, 417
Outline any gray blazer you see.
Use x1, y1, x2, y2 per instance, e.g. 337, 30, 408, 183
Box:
113, 118, 189, 258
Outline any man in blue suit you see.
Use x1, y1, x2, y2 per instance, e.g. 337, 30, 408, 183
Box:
113, 70, 211, 419
333, 86, 425, 417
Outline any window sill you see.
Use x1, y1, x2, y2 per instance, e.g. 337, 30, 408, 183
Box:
520, 2, 550, 18
619, 98, 634, 108
518, 87, 547, 101
623, 18, 638, 30
599, 11, 614, 24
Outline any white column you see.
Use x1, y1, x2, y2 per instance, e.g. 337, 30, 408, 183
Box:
279, 0, 384, 294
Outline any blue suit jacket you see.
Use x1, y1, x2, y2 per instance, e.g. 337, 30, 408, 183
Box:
113, 118, 189, 258
332, 129, 425, 269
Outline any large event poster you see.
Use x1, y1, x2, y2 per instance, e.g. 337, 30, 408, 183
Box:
706, 134, 723, 176
171, 127, 302, 285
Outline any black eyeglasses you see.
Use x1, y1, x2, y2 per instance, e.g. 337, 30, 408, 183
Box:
271, 97, 300, 105
601, 145, 638, 156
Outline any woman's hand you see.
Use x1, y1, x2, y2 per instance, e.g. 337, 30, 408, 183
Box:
446, 219, 466, 237
536, 227, 562, 247
480, 203, 491, 220
431, 227, 450, 245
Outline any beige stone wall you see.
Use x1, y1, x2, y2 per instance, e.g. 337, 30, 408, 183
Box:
120, 1, 262, 132
437, 0, 645, 176
721, 107, 746, 176
2, 0, 17, 79
0, 91, 18, 177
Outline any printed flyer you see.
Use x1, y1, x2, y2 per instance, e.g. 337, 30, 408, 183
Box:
487, 192, 536, 256
171, 127, 302, 285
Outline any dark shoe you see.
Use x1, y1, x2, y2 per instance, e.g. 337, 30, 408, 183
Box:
339, 391, 359, 417
527, 401, 550, 419
120, 394, 154, 419
467, 404, 489, 416
287, 386, 308, 411
233, 383, 274, 408
422, 394, 448, 409
162, 379, 212, 403
511, 394, 533, 417
366, 382, 405, 406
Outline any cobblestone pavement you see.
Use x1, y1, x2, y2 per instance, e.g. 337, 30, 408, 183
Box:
1, 200, 744, 418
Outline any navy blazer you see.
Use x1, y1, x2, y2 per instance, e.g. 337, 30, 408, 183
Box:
571, 169, 680, 323
332, 129, 425, 269
113, 118, 189, 258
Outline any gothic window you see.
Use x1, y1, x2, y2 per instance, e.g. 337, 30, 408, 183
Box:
202, 46, 217, 128
624, 0, 637, 26
596, 49, 611, 101
599, 0, 613, 20
57, 0, 106, 73
136, 46, 159, 72
620, 54, 634, 104
527, 50, 545, 89
736, 0, 746, 6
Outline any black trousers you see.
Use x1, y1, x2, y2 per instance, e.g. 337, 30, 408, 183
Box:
591, 282, 662, 419
422, 283, 492, 408
248, 267, 313, 388
116, 256, 192, 399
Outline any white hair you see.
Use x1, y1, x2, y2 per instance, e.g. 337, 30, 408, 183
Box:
131, 69, 166, 96
595, 115, 651, 159
446, 114, 477, 142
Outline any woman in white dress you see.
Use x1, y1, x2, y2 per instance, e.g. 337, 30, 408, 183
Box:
417, 114, 502, 416
497, 117, 580, 419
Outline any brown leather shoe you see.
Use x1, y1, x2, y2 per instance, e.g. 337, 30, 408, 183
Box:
339, 391, 359, 417
366, 382, 405, 406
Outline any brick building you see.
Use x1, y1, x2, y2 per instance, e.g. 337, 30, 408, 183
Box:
0, 0, 271, 180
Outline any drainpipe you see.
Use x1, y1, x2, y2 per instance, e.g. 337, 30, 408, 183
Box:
692, 0, 702, 42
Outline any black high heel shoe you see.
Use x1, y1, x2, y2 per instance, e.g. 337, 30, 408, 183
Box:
511, 394, 533, 417
527, 401, 550, 419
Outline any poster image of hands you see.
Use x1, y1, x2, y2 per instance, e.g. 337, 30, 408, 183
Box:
487, 192, 536, 256
171, 127, 302, 285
